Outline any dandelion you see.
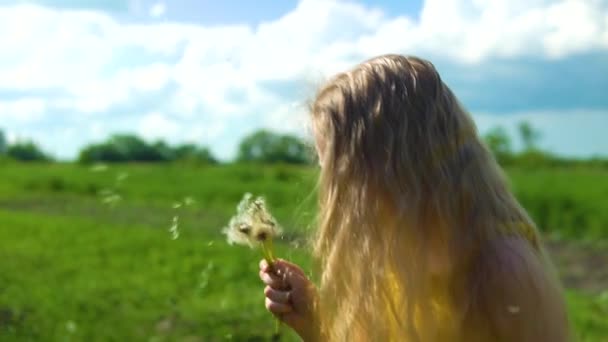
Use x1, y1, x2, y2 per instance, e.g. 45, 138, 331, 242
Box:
222, 193, 283, 335
222, 193, 282, 265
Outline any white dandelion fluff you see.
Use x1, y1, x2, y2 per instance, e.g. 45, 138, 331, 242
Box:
222, 193, 282, 248
222, 193, 282, 263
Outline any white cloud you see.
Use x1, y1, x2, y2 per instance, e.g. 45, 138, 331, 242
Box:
0, 0, 607, 159
264, 102, 312, 139
138, 112, 180, 142
149, 2, 166, 18
0, 98, 46, 123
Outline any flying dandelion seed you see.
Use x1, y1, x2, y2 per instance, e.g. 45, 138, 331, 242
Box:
101, 190, 121, 207
198, 261, 214, 293
169, 216, 179, 240
99, 189, 113, 197
116, 172, 129, 183
89, 163, 108, 172
507, 305, 520, 314
167, 196, 194, 240
65, 320, 77, 333
183, 196, 196, 206
96, 168, 126, 207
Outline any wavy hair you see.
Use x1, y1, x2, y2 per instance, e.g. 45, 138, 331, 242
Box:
309, 54, 569, 341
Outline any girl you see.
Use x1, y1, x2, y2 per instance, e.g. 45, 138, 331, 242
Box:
259, 54, 570, 341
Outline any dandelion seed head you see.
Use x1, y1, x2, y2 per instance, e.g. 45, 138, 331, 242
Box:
222, 193, 282, 248
223, 216, 255, 247
237, 223, 252, 235
255, 231, 268, 242
237, 193, 253, 212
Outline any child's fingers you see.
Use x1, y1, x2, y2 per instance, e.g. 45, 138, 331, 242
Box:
265, 297, 292, 315
259, 269, 289, 290
259, 259, 305, 277
273, 259, 307, 277
259, 259, 269, 271
264, 286, 291, 304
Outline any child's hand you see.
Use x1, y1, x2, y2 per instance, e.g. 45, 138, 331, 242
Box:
259, 259, 320, 341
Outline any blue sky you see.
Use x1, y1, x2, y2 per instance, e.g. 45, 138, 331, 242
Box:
0, 0, 607, 160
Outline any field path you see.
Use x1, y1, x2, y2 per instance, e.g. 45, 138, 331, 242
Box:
546, 239, 608, 294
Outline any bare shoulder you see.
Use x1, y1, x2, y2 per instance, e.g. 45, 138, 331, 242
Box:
463, 237, 572, 342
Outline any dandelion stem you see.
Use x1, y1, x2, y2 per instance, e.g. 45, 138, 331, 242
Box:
274, 319, 281, 338
260, 244, 274, 269
260, 239, 282, 336
262, 239, 275, 264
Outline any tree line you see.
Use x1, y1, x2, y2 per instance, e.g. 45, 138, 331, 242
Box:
0, 123, 606, 167
0, 131, 52, 162
0, 129, 313, 165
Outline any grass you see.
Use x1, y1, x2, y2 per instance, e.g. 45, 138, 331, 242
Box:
0, 209, 308, 341
0, 162, 607, 341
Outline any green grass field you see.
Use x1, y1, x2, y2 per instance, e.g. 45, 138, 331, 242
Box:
0, 162, 607, 341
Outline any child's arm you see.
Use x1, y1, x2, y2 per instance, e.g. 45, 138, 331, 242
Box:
463, 237, 571, 342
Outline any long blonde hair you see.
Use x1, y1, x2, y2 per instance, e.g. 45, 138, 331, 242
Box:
309, 54, 569, 341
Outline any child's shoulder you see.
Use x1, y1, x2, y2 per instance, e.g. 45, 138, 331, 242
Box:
475, 236, 541, 277
466, 237, 570, 341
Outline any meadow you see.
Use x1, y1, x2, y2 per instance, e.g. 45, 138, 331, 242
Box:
0, 162, 607, 341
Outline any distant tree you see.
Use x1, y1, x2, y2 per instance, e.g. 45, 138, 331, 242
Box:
109, 134, 165, 161
483, 126, 512, 163
0, 129, 6, 155
151, 140, 175, 161
79, 143, 128, 163
78, 134, 217, 164
518, 121, 541, 151
79, 134, 163, 163
173, 144, 217, 163
237, 130, 311, 164
6, 140, 51, 161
